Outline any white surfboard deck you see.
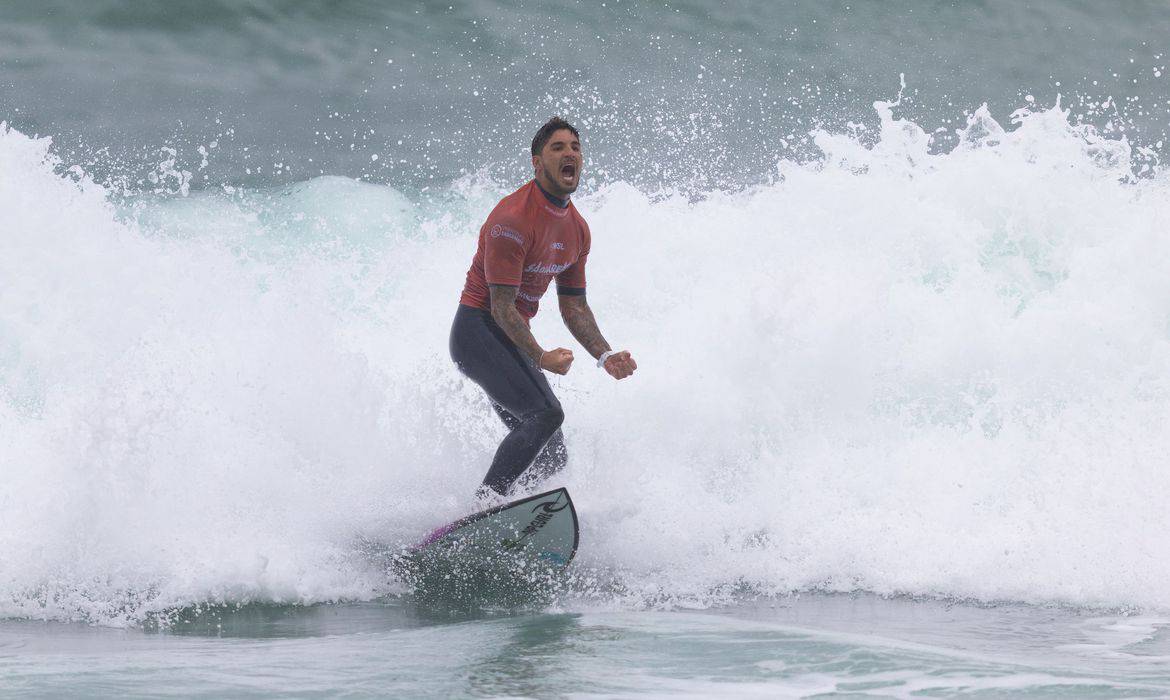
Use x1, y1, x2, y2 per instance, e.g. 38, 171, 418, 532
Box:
405, 487, 579, 575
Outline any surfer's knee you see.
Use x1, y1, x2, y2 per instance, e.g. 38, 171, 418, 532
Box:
520, 404, 563, 446
535, 404, 564, 434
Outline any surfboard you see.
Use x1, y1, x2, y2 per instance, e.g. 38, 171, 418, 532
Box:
395, 487, 579, 601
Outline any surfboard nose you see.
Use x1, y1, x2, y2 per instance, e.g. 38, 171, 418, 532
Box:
409, 487, 579, 570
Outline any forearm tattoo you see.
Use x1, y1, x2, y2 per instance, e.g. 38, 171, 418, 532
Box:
559, 295, 611, 359
489, 284, 545, 362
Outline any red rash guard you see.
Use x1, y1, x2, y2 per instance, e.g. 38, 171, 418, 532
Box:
459, 180, 591, 320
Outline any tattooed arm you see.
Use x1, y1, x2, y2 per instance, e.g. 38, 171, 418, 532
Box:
490, 284, 574, 374
558, 294, 637, 380
557, 294, 610, 358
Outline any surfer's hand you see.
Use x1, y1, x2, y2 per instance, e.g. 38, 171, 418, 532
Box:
603, 351, 637, 380
540, 348, 574, 375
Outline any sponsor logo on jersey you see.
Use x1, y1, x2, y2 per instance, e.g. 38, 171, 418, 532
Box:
551, 242, 565, 250
489, 224, 523, 244
524, 261, 572, 274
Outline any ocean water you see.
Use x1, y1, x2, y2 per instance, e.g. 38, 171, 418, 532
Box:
3, 1, 1170, 697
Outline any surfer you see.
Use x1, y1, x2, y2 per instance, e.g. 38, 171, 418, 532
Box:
450, 117, 637, 501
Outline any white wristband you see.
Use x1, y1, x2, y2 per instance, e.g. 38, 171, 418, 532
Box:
597, 350, 616, 368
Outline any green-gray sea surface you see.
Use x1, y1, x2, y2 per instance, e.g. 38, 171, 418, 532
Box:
5, 595, 1170, 698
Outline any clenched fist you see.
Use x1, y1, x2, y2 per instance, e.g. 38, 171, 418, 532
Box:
539, 347, 575, 375
603, 350, 637, 380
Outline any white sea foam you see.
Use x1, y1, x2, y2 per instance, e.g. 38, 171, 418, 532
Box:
2, 100, 1169, 625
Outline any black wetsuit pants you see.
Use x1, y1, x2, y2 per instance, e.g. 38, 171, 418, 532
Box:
449, 304, 567, 495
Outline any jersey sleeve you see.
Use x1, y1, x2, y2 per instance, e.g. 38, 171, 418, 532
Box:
482, 215, 528, 287
556, 220, 590, 294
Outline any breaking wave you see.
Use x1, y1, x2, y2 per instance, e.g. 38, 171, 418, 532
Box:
2, 98, 1169, 625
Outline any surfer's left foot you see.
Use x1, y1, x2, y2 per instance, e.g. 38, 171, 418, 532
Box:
474, 485, 507, 510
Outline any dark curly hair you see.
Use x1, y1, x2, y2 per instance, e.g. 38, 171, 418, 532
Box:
531, 117, 580, 156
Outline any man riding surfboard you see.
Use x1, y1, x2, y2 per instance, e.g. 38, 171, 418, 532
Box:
450, 117, 637, 501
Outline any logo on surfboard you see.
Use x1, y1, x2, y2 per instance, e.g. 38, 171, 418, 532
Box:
501, 494, 568, 551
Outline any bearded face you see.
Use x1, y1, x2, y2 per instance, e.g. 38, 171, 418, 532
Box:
533, 128, 582, 197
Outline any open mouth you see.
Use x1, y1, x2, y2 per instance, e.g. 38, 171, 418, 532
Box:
560, 163, 577, 180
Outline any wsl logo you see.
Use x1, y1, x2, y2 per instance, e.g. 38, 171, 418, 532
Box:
501, 495, 569, 551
